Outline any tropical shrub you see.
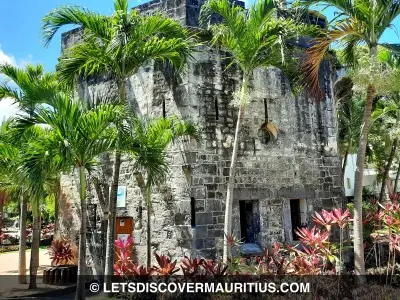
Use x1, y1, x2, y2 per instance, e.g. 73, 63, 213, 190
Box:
181, 255, 204, 277
41, 223, 54, 240
0, 231, 10, 244
47, 239, 75, 266
112, 206, 400, 279
153, 253, 180, 276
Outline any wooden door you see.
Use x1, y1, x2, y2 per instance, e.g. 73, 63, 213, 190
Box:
114, 217, 134, 273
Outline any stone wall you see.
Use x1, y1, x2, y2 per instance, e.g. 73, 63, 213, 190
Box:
58, 0, 343, 272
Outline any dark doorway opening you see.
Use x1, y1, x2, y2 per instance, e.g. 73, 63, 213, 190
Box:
290, 199, 301, 240
239, 201, 259, 243
190, 197, 196, 228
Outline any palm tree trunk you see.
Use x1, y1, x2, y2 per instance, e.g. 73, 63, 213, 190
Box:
104, 80, 125, 279
341, 148, 349, 186
353, 83, 375, 283
54, 181, 61, 240
28, 205, 40, 289
0, 193, 5, 242
223, 74, 249, 263
104, 152, 121, 280
76, 166, 87, 300
379, 139, 397, 203
18, 195, 28, 284
146, 185, 151, 269
394, 162, 400, 194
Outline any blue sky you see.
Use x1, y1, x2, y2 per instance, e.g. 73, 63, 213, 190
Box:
1, 0, 399, 72
0, 0, 399, 120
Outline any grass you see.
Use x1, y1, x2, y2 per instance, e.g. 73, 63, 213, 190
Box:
0, 245, 48, 254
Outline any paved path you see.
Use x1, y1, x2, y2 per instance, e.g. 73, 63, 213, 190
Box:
26, 290, 105, 300
0, 248, 51, 275
0, 248, 56, 299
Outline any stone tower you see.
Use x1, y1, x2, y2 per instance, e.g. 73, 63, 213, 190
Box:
58, 0, 343, 274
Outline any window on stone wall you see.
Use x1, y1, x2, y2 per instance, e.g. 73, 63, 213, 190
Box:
162, 99, 166, 118
239, 200, 260, 243
190, 197, 196, 228
257, 99, 278, 145
257, 122, 278, 144
215, 97, 219, 120
290, 199, 307, 240
346, 178, 351, 189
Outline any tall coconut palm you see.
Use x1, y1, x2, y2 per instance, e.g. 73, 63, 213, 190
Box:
0, 63, 59, 286
123, 115, 199, 268
200, 0, 313, 262
42, 0, 197, 278
14, 94, 121, 300
301, 0, 400, 278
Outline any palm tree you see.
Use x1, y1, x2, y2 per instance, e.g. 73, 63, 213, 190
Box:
337, 96, 363, 184
0, 63, 59, 286
200, 0, 312, 262
366, 119, 393, 197
394, 157, 400, 194
0, 125, 29, 285
373, 52, 400, 203
42, 0, 196, 277
301, 0, 400, 278
14, 94, 121, 300
124, 115, 199, 268
0, 123, 56, 288
372, 96, 400, 202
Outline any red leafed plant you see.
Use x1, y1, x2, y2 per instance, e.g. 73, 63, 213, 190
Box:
296, 226, 329, 249
255, 242, 292, 275
0, 232, 9, 244
331, 208, 351, 229
114, 236, 134, 276
114, 263, 131, 277
132, 264, 155, 277
289, 245, 323, 275
181, 255, 205, 276
115, 235, 133, 251
389, 193, 400, 203
202, 259, 228, 276
41, 228, 51, 239
154, 253, 179, 276
48, 240, 75, 266
313, 210, 335, 231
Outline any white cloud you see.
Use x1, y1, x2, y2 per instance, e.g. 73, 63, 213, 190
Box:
0, 46, 22, 124
0, 98, 19, 124
0, 45, 16, 66
0, 45, 35, 68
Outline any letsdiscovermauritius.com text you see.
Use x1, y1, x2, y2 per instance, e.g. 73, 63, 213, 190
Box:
99, 282, 310, 294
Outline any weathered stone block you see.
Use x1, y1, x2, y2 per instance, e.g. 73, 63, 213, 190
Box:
195, 199, 205, 212
208, 229, 223, 238
204, 238, 216, 248
177, 239, 191, 248
194, 239, 203, 249
205, 200, 222, 212
321, 198, 333, 207
196, 226, 208, 238
175, 213, 189, 225
195, 212, 213, 225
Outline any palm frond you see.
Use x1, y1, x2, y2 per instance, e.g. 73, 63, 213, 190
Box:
303, 18, 363, 98
42, 5, 112, 46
